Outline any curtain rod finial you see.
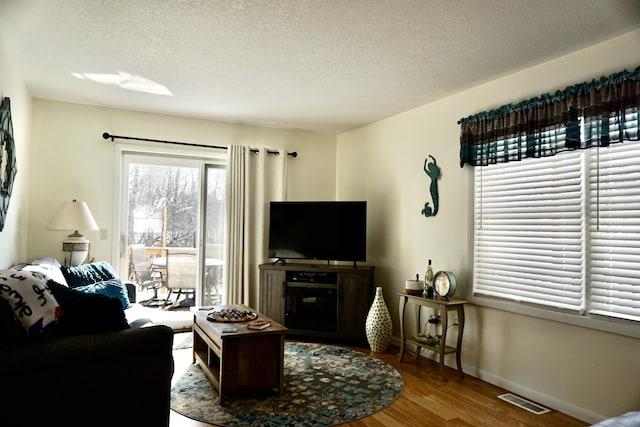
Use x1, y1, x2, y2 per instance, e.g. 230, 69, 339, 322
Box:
102, 132, 112, 141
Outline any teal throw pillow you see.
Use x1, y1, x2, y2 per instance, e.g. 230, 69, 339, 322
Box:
60, 262, 118, 288
74, 278, 131, 310
46, 280, 129, 336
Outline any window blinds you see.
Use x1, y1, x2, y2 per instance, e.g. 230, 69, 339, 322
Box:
474, 139, 640, 322
474, 150, 585, 312
587, 141, 640, 321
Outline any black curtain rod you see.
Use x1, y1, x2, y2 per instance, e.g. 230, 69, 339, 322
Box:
102, 132, 298, 157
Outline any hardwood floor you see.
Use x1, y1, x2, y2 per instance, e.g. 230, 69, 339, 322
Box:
170, 340, 588, 427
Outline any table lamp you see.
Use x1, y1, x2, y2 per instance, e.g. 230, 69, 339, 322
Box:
48, 199, 99, 266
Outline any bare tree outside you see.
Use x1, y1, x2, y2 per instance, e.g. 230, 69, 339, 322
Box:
205, 166, 226, 249
128, 163, 226, 250
128, 163, 199, 248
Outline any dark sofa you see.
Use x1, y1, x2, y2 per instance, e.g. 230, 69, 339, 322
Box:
0, 324, 174, 426
0, 260, 175, 426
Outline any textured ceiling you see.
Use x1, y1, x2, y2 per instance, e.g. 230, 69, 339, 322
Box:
1, 0, 639, 134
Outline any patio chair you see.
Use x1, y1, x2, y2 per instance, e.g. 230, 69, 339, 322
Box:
164, 249, 197, 309
129, 244, 165, 306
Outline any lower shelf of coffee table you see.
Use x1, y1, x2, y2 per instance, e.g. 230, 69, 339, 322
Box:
193, 326, 221, 391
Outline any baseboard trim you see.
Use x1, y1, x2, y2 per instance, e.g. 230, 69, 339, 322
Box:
465, 365, 603, 424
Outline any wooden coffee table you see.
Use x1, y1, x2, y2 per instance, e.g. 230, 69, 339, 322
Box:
192, 304, 287, 404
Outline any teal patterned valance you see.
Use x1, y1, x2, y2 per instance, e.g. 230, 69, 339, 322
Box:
459, 66, 640, 167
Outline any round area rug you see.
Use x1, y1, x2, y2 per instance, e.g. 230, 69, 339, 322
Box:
171, 342, 404, 426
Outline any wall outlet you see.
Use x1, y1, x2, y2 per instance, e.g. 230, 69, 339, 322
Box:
100, 228, 108, 240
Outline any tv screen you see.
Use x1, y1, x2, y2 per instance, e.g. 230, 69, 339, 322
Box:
268, 201, 367, 262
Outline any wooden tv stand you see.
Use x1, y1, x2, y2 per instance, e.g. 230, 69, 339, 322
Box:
259, 263, 374, 343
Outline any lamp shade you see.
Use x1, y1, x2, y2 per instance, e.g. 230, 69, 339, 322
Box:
48, 199, 99, 232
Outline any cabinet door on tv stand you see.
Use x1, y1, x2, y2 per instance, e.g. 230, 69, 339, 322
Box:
259, 268, 285, 324
337, 271, 373, 342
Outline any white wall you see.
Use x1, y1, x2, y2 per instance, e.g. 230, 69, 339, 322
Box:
337, 29, 640, 423
0, 35, 32, 268
27, 100, 336, 268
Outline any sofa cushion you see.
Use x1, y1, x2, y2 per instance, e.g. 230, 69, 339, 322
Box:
74, 278, 131, 310
47, 280, 129, 337
0, 298, 28, 347
125, 303, 194, 331
0, 270, 62, 336
31, 257, 62, 268
60, 262, 118, 288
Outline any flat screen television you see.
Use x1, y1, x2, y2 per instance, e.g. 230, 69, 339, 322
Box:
268, 201, 367, 263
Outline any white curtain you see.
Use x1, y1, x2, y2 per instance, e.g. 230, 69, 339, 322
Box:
223, 145, 287, 306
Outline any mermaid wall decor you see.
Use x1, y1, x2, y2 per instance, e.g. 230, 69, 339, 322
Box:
421, 155, 441, 218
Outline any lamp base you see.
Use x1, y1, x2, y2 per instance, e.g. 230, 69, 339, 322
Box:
62, 234, 90, 266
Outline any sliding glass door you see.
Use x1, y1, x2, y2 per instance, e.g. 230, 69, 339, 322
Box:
119, 153, 226, 306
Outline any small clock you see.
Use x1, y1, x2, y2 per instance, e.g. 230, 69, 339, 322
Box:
433, 271, 457, 300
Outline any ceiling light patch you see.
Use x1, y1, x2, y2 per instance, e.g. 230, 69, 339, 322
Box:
71, 71, 172, 96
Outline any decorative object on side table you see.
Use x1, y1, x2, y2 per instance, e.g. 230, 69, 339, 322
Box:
424, 259, 434, 297
365, 286, 392, 353
434, 270, 457, 300
415, 333, 439, 346
0, 97, 17, 232
405, 274, 423, 295
48, 199, 100, 265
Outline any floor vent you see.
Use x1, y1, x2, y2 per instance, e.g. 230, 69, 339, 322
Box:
498, 393, 551, 415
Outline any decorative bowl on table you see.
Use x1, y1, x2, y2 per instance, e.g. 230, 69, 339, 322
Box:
206, 307, 258, 322
415, 333, 439, 346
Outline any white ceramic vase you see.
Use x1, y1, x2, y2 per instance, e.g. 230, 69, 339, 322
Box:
365, 286, 392, 353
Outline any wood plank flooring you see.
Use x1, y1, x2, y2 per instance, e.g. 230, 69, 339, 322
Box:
170, 340, 588, 427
